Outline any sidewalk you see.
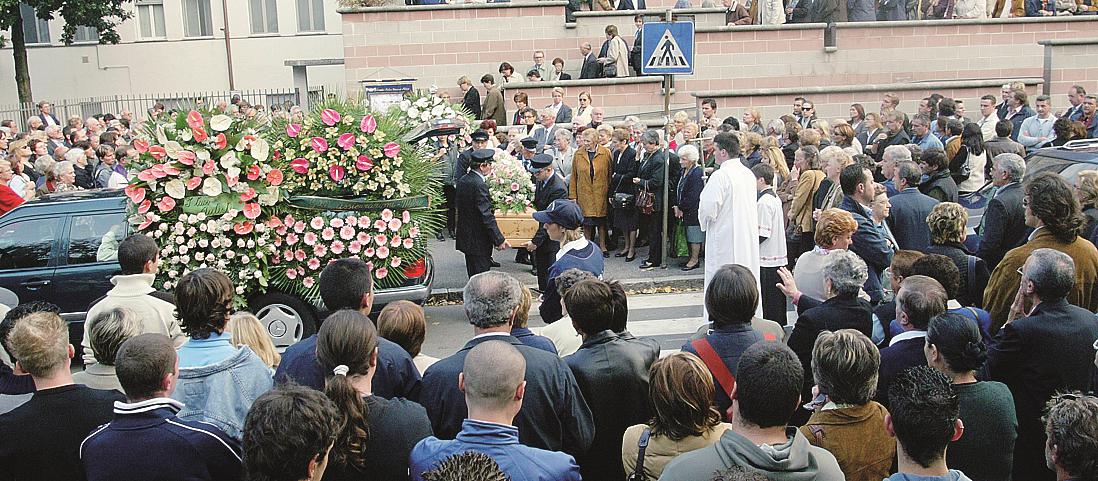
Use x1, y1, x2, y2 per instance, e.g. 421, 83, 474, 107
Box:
427, 236, 704, 297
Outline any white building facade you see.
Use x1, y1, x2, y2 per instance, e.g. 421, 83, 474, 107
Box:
0, 0, 347, 106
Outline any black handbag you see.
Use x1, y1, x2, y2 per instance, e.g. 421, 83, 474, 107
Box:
626, 428, 651, 481
612, 192, 636, 209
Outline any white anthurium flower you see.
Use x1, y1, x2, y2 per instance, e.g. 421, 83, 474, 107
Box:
227, 166, 241, 180
164, 179, 186, 199
219, 151, 238, 169
164, 141, 184, 159
258, 187, 279, 206
178, 129, 193, 142
407, 107, 419, 119
210, 115, 232, 132
201, 177, 223, 197
196, 148, 211, 161
156, 125, 168, 144
399, 99, 411, 110
251, 138, 270, 162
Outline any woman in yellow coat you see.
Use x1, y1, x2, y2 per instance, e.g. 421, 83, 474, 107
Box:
570, 127, 613, 257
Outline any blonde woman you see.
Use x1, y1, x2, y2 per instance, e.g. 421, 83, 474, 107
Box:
792, 208, 858, 301
571, 128, 613, 256
573, 92, 594, 127
815, 146, 854, 216
597, 25, 630, 78
789, 145, 826, 257
670, 111, 690, 151
1076, 170, 1098, 243
832, 123, 862, 154
742, 108, 765, 135
227, 312, 281, 371
812, 119, 833, 147
742, 132, 764, 168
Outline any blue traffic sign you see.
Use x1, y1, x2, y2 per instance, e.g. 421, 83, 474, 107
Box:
641, 21, 695, 75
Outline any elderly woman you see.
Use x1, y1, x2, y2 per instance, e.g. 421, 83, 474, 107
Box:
635, 130, 668, 269
71, 307, 142, 392
64, 148, 95, 189
622, 352, 733, 480
51, 160, 82, 193
675, 145, 705, 271
549, 129, 576, 182
924, 313, 1017, 481
832, 123, 862, 154
780, 250, 874, 423
814, 146, 854, 218
788, 145, 826, 258
741, 132, 764, 168
925, 202, 990, 308
800, 330, 894, 481
570, 128, 613, 257
33, 156, 55, 196
610, 128, 639, 261
742, 108, 765, 135
5, 154, 35, 201
1075, 170, 1098, 244
791, 208, 858, 301
597, 124, 614, 149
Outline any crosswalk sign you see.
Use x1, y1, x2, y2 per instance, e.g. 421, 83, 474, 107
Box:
641, 21, 695, 75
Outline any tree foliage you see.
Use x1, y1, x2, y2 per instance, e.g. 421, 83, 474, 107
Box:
1, 0, 132, 104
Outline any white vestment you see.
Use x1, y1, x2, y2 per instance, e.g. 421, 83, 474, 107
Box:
698, 159, 761, 320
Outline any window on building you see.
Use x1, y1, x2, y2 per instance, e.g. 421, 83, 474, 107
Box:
182, 0, 214, 37
136, 0, 166, 39
73, 25, 100, 43
250, 0, 279, 34
20, 3, 50, 45
296, 0, 324, 32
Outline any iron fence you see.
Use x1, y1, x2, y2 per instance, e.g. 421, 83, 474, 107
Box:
0, 86, 333, 127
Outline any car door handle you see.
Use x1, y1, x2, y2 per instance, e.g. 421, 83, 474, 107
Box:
20, 280, 51, 288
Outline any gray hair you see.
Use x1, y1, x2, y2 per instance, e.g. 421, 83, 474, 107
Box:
463, 271, 523, 329
993, 153, 1026, 182
767, 119, 785, 136
88, 307, 142, 365
823, 250, 868, 297
63, 148, 84, 164
623, 115, 642, 127
34, 156, 55, 176
883, 145, 912, 164
53, 160, 75, 177
1025, 248, 1075, 301
44, 125, 61, 135
678, 144, 700, 164
641, 129, 661, 146
554, 129, 574, 143
554, 268, 596, 298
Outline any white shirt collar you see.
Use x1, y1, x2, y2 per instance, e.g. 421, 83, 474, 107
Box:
947, 299, 962, 310
1028, 225, 1045, 241
472, 331, 512, 341
889, 329, 927, 346
556, 237, 590, 261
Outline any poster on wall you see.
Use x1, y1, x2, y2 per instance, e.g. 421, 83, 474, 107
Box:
360, 80, 416, 112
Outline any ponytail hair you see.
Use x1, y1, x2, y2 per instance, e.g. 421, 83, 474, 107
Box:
316, 309, 379, 470
926, 312, 987, 373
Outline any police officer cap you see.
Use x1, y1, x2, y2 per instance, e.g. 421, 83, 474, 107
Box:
527, 153, 554, 173
471, 130, 490, 142
520, 137, 539, 151
470, 148, 496, 164
532, 199, 583, 230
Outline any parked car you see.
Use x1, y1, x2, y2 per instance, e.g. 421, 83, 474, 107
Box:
0, 189, 434, 354
959, 139, 1098, 250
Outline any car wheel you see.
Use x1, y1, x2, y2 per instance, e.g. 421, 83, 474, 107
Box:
249, 292, 317, 350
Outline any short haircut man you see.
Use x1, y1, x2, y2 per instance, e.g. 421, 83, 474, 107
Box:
318, 258, 374, 313
1044, 393, 1098, 481
887, 366, 962, 472
563, 279, 613, 336
243, 386, 341, 481
705, 263, 758, 329
1, 312, 125, 481
464, 271, 523, 329
896, 275, 947, 331
876, 275, 948, 408
839, 164, 870, 197
995, 119, 1013, 138
421, 452, 509, 481
81, 333, 243, 481
896, 161, 922, 188
737, 342, 804, 428
412, 341, 581, 480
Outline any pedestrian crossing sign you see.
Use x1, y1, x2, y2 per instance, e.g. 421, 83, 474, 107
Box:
641, 21, 695, 75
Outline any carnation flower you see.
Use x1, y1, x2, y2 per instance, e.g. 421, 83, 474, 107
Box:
303, 232, 318, 246
308, 258, 322, 271
302, 276, 315, 288
310, 217, 325, 229
340, 226, 355, 240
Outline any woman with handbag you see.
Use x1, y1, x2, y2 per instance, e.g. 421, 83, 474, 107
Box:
674, 145, 705, 271
610, 128, 640, 261
570, 128, 614, 257
621, 352, 732, 480
634, 130, 667, 270
788, 145, 826, 260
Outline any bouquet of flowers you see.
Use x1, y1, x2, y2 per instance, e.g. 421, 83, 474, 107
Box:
487, 151, 535, 214
393, 91, 474, 132
124, 109, 283, 306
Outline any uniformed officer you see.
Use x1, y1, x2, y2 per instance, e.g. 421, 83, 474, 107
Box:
523, 154, 569, 293
455, 149, 509, 277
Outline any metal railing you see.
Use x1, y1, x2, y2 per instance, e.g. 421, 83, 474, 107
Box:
0, 86, 333, 126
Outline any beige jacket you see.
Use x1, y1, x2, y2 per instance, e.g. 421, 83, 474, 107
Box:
83, 273, 185, 364
621, 423, 733, 480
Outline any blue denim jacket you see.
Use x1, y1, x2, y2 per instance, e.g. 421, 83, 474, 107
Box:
170, 346, 273, 440
410, 419, 581, 481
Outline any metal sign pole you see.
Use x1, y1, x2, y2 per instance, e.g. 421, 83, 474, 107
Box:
661, 8, 673, 270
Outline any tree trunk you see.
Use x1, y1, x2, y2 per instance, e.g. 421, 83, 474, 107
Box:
11, 5, 33, 107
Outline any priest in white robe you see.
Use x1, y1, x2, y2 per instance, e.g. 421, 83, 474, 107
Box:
698, 132, 761, 320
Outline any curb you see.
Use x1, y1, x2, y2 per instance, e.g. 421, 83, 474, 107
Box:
428, 274, 704, 304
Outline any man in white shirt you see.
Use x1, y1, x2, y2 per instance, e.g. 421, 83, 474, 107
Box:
977, 94, 1000, 142
753, 163, 787, 326
1017, 95, 1056, 151
698, 132, 760, 321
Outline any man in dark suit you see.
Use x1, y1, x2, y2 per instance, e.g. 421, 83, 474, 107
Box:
33, 101, 61, 127
532, 110, 562, 151
456, 149, 509, 277
887, 161, 939, 252
839, 165, 895, 303
982, 249, 1098, 481
458, 76, 481, 119
548, 87, 573, 124
876, 275, 946, 408
524, 154, 569, 293
1063, 84, 1086, 122
977, 153, 1029, 269
456, 130, 491, 181
419, 271, 594, 457
578, 42, 601, 80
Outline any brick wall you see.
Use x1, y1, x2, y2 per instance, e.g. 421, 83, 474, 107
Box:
1043, 41, 1098, 106
341, 4, 1098, 123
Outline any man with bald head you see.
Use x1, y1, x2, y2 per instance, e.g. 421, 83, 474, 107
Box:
411, 340, 581, 481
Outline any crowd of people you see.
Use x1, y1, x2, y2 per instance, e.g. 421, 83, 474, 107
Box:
2, 79, 1098, 481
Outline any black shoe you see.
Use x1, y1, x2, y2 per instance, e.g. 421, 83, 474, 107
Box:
640, 261, 660, 270
435, 232, 445, 241
625, 254, 636, 262
614, 251, 628, 258
681, 263, 700, 271
448, 229, 456, 239
490, 260, 500, 268
602, 251, 610, 258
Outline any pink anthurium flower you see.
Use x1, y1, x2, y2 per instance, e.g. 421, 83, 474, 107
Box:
320, 109, 342, 126
177, 150, 196, 166
213, 133, 227, 150
311, 137, 328, 153
383, 142, 400, 158
286, 123, 303, 138
234, 221, 254, 235
247, 165, 261, 181
192, 127, 208, 143
137, 199, 152, 214
133, 139, 149, 153
202, 160, 216, 176
290, 158, 309, 174
186, 110, 204, 129
240, 188, 257, 202
337, 133, 356, 151
355, 155, 373, 171
243, 202, 261, 219
125, 184, 146, 203
329, 165, 346, 182
360, 114, 377, 133
186, 177, 202, 190
148, 146, 167, 161
156, 196, 176, 213
267, 169, 284, 185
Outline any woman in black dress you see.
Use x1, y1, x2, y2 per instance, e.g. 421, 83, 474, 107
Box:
610, 127, 638, 261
